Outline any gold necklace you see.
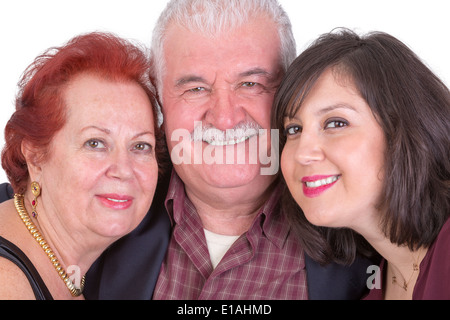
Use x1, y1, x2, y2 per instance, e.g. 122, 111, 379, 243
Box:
391, 250, 422, 291
14, 194, 85, 297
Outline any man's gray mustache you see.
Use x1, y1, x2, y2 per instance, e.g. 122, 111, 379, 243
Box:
169, 121, 279, 175
191, 122, 263, 145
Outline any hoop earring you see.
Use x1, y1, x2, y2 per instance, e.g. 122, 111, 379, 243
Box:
31, 181, 41, 218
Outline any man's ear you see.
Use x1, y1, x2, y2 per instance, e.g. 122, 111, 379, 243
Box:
21, 140, 43, 182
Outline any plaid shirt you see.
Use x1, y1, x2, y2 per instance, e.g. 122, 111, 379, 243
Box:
153, 172, 308, 300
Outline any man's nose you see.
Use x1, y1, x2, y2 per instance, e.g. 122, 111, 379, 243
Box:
204, 89, 246, 131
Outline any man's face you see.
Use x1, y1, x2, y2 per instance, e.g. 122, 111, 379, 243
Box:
161, 16, 283, 199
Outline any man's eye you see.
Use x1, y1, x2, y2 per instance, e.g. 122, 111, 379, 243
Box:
188, 87, 205, 93
242, 82, 258, 88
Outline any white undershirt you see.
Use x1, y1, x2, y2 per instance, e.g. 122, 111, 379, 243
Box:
204, 229, 240, 269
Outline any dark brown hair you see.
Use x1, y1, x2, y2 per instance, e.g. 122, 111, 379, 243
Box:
272, 28, 450, 265
2, 32, 167, 194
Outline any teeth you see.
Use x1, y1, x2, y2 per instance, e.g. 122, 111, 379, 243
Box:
107, 198, 128, 203
207, 135, 252, 146
192, 123, 261, 146
305, 176, 339, 188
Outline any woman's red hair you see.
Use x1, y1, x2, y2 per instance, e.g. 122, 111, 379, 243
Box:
2, 32, 160, 193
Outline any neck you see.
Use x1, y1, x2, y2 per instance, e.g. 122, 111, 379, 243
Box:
380, 241, 425, 300
353, 216, 426, 299
185, 180, 277, 236
22, 195, 108, 278
40, 225, 99, 276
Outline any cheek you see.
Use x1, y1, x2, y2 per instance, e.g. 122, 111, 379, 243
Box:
338, 135, 386, 203
352, 132, 385, 174
39, 156, 100, 226
136, 161, 159, 191
47, 159, 101, 200
163, 107, 196, 151
163, 97, 203, 127
280, 147, 292, 178
244, 95, 273, 128
280, 145, 299, 192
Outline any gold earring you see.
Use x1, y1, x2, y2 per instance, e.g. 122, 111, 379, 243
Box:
31, 181, 41, 218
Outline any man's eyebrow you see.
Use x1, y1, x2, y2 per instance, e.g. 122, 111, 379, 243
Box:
238, 68, 271, 78
175, 75, 207, 87
174, 68, 275, 87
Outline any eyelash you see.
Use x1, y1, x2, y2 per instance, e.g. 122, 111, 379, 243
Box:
84, 139, 153, 153
325, 119, 348, 129
184, 81, 260, 95
284, 124, 302, 136
85, 139, 106, 149
133, 143, 153, 153
187, 87, 206, 94
241, 82, 258, 88
284, 118, 349, 137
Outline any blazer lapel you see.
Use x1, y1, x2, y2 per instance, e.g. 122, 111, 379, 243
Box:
305, 253, 373, 300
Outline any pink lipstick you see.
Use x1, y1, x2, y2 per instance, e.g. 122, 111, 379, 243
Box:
301, 175, 340, 198
97, 194, 133, 210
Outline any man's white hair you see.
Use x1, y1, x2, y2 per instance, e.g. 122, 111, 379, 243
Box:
150, 0, 296, 99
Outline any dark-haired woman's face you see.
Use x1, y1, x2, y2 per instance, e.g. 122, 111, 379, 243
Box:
281, 69, 386, 230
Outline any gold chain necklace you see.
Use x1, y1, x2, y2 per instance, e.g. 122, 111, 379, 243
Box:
14, 194, 85, 297
391, 250, 422, 291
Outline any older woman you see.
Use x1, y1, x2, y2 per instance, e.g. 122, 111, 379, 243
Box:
272, 29, 449, 300
0, 32, 163, 299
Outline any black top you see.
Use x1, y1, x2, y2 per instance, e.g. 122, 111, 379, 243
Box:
0, 236, 53, 300
0, 183, 13, 203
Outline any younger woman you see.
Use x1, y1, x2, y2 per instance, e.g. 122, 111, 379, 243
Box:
272, 29, 449, 299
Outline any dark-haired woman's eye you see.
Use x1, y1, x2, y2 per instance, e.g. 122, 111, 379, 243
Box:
325, 118, 348, 129
284, 124, 302, 136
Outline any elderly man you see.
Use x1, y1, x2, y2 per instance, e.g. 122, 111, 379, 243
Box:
151, 0, 302, 299
0, 0, 372, 300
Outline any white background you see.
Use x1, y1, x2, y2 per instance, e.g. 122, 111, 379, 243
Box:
0, 0, 449, 184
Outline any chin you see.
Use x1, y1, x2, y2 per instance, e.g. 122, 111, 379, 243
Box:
215, 167, 275, 189
96, 220, 137, 240
187, 162, 265, 187
303, 208, 340, 228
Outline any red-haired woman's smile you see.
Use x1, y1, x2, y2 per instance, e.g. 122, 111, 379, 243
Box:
97, 194, 134, 210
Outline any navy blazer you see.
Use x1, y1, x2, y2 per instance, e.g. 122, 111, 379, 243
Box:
0, 181, 371, 300
0, 183, 13, 203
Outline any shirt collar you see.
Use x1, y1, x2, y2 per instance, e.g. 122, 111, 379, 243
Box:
164, 170, 290, 249
247, 181, 289, 249
164, 170, 186, 226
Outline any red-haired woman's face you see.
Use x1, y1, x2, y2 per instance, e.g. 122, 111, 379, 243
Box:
34, 73, 158, 240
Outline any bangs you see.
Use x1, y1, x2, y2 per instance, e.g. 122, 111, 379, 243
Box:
284, 75, 320, 120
